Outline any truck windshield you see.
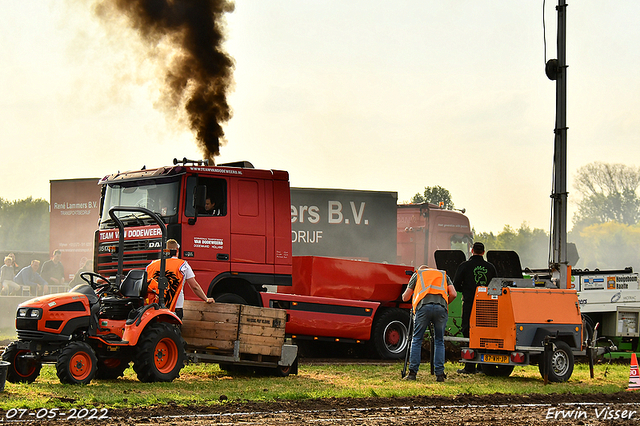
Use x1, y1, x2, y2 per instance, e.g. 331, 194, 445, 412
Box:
100, 179, 180, 228
451, 234, 472, 258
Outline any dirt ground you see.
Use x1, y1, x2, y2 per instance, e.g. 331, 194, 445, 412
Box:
26, 392, 640, 425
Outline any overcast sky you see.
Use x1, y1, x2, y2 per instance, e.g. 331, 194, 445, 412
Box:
1, 1, 639, 234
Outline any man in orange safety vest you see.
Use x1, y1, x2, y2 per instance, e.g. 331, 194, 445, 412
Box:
401, 265, 457, 382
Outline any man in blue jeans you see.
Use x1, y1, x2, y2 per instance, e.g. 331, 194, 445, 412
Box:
401, 265, 457, 382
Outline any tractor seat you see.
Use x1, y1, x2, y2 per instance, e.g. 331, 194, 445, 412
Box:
100, 270, 148, 320
120, 269, 148, 298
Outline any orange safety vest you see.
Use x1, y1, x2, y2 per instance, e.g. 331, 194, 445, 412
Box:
145, 258, 186, 311
412, 268, 449, 311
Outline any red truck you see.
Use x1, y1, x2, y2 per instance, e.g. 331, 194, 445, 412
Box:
94, 160, 472, 358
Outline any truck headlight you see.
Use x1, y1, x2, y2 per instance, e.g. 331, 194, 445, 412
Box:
29, 309, 42, 319
17, 308, 28, 318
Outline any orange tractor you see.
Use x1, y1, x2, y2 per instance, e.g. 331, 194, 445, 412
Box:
2, 207, 185, 384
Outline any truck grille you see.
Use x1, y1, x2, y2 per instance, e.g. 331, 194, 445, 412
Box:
475, 300, 498, 328
479, 338, 504, 349
96, 240, 161, 275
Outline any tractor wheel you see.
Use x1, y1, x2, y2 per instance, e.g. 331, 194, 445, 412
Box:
480, 363, 515, 377
2, 341, 41, 383
95, 358, 130, 380
538, 340, 574, 382
133, 322, 186, 382
370, 308, 410, 359
56, 342, 98, 385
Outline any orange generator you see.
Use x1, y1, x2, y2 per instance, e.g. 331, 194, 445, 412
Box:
455, 249, 584, 383
461, 277, 583, 382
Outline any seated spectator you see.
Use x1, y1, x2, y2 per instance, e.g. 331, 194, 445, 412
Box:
41, 249, 65, 291
7, 253, 19, 275
14, 260, 48, 296
1, 256, 20, 296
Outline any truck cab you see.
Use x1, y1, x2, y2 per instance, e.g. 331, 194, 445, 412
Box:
95, 161, 292, 306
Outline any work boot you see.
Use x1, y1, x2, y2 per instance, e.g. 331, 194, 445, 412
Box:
436, 374, 446, 383
457, 367, 476, 374
403, 370, 417, 381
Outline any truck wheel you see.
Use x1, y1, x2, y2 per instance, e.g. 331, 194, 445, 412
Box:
95, 358, 130, 380
133, 322, 186, 382
2, 341, 41, 383
538, 340, 574, 382
215, 293, 248, 305
480, 364, 514, 377
371, 308, 410, 359
56, 342, 98, 385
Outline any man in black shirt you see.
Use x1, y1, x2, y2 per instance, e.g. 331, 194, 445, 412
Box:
453, 242, 497, 374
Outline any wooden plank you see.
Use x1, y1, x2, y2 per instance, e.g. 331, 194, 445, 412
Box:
238, 324, 285, 338
241, 305, 287, 320
181, 320, 238, 333
183, 301, 240, 315
239, 342, 282, 357
240, 334, 283, 346
185, 337, 234, 351
181, 321, 238, 342
239, 315, 285, 329
239, 305, 286, 334
182, 309, 239, 324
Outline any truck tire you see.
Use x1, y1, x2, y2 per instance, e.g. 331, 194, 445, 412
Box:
538, 340, 574, 382
480, 363, 514, 377
370, 308, 410, 359
215, 293, 248, 305
95, 358, 130, 380
56, 342, 98, 385
2, 341, 41, 383
133, 322, 186, 382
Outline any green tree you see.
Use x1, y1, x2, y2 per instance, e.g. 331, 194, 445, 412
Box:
0, 197, 50, 252
573, 162, 640, 228
410, 185, 455, 209
474, 223, 549, 269
570, 222, 640, 272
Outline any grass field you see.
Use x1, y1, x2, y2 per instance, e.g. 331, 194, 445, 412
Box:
0, 360, 631, 411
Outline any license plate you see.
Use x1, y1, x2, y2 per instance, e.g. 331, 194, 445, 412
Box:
482, 354, 509, 364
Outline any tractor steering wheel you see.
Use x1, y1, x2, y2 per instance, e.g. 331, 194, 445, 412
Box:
80, 271, 114, 295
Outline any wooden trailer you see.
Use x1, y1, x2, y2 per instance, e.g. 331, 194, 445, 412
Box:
181, 301, 298, 376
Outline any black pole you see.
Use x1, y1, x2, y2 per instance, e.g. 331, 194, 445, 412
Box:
549, 0, 569, 288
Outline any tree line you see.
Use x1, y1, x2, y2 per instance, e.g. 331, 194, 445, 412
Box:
0, 197, 50, 253
411, 162, 640, 272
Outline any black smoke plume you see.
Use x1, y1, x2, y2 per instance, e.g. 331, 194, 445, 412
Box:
95, 0, 235, 162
